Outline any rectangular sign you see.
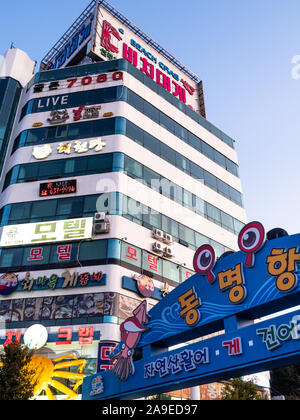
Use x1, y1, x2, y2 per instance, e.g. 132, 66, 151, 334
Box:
0, 217, 93, 247
39, 180, 77, 197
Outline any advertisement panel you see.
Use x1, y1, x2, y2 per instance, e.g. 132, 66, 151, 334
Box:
0, 217, 93, 247
40, 1, 205, 116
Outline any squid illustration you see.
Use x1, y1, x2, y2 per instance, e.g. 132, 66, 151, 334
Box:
110, 300, 150, 381
101, 20, 122, 54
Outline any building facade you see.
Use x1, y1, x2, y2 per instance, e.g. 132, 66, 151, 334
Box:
0, 0, 246, 399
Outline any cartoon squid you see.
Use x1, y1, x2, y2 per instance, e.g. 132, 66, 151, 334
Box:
110, 300, 150, 381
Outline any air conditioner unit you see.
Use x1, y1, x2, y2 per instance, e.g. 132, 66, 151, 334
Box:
152, 229, 164, 241
163, 233, 173, 244
94, 212, 106, 222
93, 221, 110, 234
163, 246, 174, 258
152, 242, 163, 253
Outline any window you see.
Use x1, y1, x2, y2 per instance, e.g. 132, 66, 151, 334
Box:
190, 162, 204, 181
160, 113, 174, 133
126, 120, 144, 146
143, 133, 160, 156
221, 212, 234, 232
160, 143, 175, 166
38, 160, 63, 178
144, 101, 159, 124
204, 171, 217, 191
206, 203, 221, 225
8, 202, 31, 223
125, 156, 143, 179
143, 167, 160, 191
163, 259, 180, 283
128, 90, 144, 112
18, 164, 39, 182
79, 240, 108, 261
31, 200, 57, 221
175, 155, 190, 174
162, 216, 179, 239
178, 225, 195, 248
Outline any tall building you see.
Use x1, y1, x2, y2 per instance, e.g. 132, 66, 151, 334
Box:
0, 0, 246, 399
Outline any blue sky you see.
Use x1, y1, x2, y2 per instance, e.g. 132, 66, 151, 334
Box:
0, 0, 299, 235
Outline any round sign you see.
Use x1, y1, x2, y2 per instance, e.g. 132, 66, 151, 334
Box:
24, 324, 48, 350
136, 275, 155, 298
0, 273, 18, 296
238, 221, 265, 267
193, 245, 216, 284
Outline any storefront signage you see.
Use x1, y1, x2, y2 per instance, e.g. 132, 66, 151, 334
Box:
82, 222, 300, 400
1, 325, 99, 347
97, 342, 117, 372
0, 217, 93, 247
21, 270, 105, 293
0, 270, 105, 296
47, 104, 102, 125
40, 180, 77, 197
32, 71, 123, 94
32, 138, 106, 160
121, 276, 174, 301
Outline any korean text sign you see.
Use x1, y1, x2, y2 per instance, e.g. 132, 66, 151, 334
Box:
0, 217, 93, 247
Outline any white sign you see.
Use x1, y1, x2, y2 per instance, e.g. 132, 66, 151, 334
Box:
0, 217, 93, 248
24, 324, 48, 350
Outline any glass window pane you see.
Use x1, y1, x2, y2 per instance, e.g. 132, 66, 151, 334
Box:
175, 154, 190, 174
125, 156, 143, 179
144, 167, 160, 191
18, 164, 39, 181
83, 195, 98, 216
179, 225, 195, 247
190, 162, 204, 181
202, 142, 214, 161
221, 211, 234, 232
163, 259, 180, 283
144, 133, 160, 156
160, 113, 174, 133
38, 161, 63, 178
79, 240, 107, 261
126, 121, 144, 146
9, 203, 31, 222
174, 124, 188, 141
215, 150, 226, 168
31, 200, 57, 220
144, 102, 159, 123
188, 133, 202, 152
128, 90, 144, 112
162, 216, 179, 238
206, 203, 221, 225
204, 171, 217, 191
195, 232, 208, 248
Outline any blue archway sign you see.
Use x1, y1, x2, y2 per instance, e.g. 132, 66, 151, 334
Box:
82, 224, 300, 400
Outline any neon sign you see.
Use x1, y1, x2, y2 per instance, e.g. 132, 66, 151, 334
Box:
82, 222, 300, 400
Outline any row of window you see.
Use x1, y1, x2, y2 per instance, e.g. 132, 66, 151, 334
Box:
12, 117, 243, 206
19, 84, 238, 176
30, 58, 235, 148
0, 192, 233, 256
2, 151, 244, 235
0, 237, 194, 285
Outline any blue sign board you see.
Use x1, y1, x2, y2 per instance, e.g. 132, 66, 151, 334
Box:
82, 223, 300, 400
